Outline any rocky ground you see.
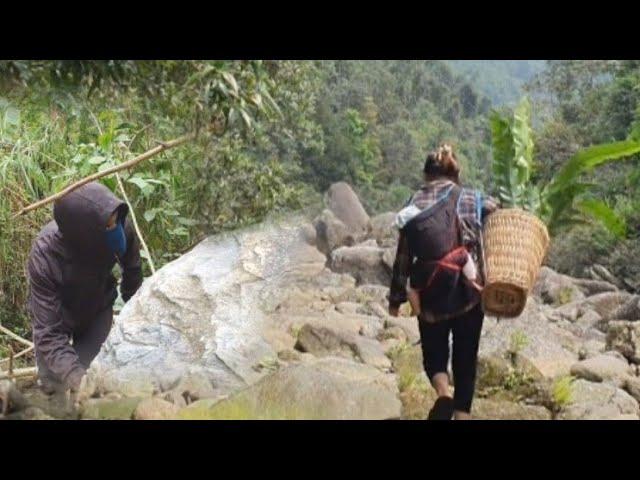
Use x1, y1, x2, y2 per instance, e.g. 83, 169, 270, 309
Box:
3, 181, 640, 420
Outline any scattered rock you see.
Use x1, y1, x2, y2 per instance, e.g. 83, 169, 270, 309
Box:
610, 295, 640, 321
370, 212, 398, 248
476, 354, 512, 390
295, 324, 358, 359
81, 397, 143, 420
347, 284, 390, 306
294, 324, 390, 370
330, 244, 390, 285
607, 321, 640, 364
377, 326, 408, 343
177, 357, 401, 420
166, 371, 217, 404
473, 398, 551, 420
335, 301, 364, 315
573, 278, 618, 296
570, 353, 633, 387
589, 264, 625, 290
313, 209, 356, 254
481, 299, 579, 379
277, 349, 302, 363
623, 376, 640, 403
586, 291, 635, 318
0, 379, 28, 415
557, 379, 639, 420
133, 397, 180, 420
382, 248, 396, 271
4, 406, 55, 420
299, 222, 317, 247
533, 267, 585, 306
578, 340, 607, 360
354, 336, 392, 370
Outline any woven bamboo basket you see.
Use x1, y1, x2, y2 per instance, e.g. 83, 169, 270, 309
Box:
481, 208, 550, 318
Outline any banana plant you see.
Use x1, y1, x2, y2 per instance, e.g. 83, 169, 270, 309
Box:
490, 96, 640, 237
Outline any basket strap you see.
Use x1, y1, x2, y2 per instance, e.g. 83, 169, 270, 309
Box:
417, 246, 469, 292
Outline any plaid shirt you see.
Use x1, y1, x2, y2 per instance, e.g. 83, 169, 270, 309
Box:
389, 179, 498, 309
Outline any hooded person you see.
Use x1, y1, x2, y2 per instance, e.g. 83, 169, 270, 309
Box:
27, 181, 143, 396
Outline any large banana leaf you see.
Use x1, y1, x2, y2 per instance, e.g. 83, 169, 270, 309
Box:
574, 198, 627, 238
548, 140, 640, 194
490, 96, 640, 238
490, 97, 534, 209
490, 110, 515, 205
512, 97, 534, 186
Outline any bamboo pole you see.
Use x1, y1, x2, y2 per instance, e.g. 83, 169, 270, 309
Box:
14, 132, 196, 218
115, 172, 156, 274
0, 345, 34, 367
0, 367, 37, 381
0, 325, 34, 348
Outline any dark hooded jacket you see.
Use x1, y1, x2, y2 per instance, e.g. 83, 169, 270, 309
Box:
27, 182, 143, 388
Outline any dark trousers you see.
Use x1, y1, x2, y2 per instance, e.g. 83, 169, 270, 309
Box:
417, 302, 484, 413
36, 308, 113, 391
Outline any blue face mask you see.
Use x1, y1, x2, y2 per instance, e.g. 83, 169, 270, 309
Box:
105, 222, 127, 258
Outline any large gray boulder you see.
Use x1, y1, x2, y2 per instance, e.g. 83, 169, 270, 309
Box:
370, 212, 398, 248
176, 357, 401, 420
480, 298, 580, 379
325, 182, 371, 236
313, 209, 357, 255
610, 295, 640, 321
89, 215, 339, 399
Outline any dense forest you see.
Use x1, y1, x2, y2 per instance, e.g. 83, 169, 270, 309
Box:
447, 60, 546, 105
1, 59, 640, 357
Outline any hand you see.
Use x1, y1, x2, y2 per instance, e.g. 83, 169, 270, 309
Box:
388, 305, 400, 317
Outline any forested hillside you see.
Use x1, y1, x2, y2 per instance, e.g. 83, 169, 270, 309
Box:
447, 60, 546, 105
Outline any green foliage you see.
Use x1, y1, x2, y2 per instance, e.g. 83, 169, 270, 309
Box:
490, 95, 640, 237
310, 60, 492, 213
448, 60, 546, 106
508, 330, 529, 360
551, 375, 575, 411
556, 287, 575, 306
490, 97, 538, 211
0, 60, 323, 339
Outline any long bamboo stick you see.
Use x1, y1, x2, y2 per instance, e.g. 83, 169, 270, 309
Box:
0, 345, 34, 366
0, 325, 34, 348
115, 172, 156, 274
14, 132, 196, 218
0, 367, 37, 381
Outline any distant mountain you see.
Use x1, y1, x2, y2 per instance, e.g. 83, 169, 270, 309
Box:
446, 61, 546, 106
